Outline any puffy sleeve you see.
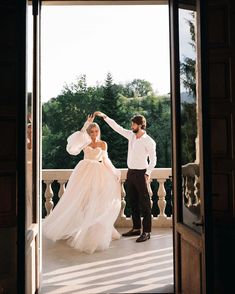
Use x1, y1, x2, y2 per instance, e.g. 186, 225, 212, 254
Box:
66, 121, 92, 155
102, 150, 121, 181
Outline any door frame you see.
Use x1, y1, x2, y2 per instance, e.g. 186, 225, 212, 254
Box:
24, 0, 42, 293
24, 0, 213, 293
169, 0, 181, 291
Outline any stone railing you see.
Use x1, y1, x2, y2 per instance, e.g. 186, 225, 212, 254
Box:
42, 168, 172, 228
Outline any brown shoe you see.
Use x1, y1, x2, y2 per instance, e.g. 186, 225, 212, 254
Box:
136, 232, 151, 242
122, 229, 141, 237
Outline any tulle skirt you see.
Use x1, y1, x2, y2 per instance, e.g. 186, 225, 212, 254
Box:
43, 159, 121, 254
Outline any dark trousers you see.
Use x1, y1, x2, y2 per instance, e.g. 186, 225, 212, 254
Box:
127, 169, 152, 233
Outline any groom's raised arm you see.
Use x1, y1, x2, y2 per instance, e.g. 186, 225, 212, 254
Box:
105, 116, 132, 139
94, 111, 132, 139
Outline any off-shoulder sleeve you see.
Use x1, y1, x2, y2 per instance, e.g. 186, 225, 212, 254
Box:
102, 150, 121, 181
66, 121, 92, 155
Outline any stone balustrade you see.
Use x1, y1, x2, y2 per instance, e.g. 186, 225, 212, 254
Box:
42, 168, 172, 228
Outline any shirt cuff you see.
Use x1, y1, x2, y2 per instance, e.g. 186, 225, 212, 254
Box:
145, 170, 151, 177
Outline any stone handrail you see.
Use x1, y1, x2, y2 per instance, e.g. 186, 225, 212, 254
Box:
42, 168, 172, 228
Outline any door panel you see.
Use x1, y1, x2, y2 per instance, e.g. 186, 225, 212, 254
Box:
181, 237, 201, 293
169, 0, 212, 292
207, 0, 235, 292
0, 1, 26, 293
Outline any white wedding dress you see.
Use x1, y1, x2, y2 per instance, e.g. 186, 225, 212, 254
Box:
43, 122, 121, 254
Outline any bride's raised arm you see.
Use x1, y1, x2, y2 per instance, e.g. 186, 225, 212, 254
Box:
80, 114, 94, 132
66, 115, 93, 156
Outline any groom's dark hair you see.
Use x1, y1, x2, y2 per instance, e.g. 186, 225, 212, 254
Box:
131, 115, 147, 129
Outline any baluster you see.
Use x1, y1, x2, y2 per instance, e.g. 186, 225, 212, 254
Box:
120, 179, 127, 218
157, 178, 167, 218
44, 180, 54, 216
193, 175, 200, 206
58, 180, 67, 198
185, 176, 192, 207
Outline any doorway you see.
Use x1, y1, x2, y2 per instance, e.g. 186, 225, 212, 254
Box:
41, 3, 173, 293
26, 0, 206, 293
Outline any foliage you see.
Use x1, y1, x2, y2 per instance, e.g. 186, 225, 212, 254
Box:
180, 12, 196, 97
180, 57, 196, 97
42, 74, 172, 169
180, 11, 197, 164
181, 102, 197, 164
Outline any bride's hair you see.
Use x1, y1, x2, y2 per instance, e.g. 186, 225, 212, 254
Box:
86, 123, 101, 139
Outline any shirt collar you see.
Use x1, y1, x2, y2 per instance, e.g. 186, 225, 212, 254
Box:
135, 131, 147, 139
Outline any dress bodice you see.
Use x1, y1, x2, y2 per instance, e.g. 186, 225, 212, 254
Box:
83, 146, 104, 161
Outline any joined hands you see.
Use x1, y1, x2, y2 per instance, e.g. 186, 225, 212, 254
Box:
86, 112, 107, 123
93, 111, 107, 119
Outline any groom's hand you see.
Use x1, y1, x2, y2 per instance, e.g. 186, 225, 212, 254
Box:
94, 111, 107, 119
145, 174, 150, 183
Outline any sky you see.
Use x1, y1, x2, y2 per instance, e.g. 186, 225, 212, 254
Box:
27, 5, 194, 102
179, 9, 195, 59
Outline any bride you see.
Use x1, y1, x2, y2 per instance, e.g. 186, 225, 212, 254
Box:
43, 114, 121, 254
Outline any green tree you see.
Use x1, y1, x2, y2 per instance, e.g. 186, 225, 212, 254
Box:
180, 12, 196, 97
180, 12, 197, 164
140, 96, 171, 167
42, 75, 102, 169
98, 73, 128, 167
42, 75, 171, 169
125, 79, 154, 97
181, 102, 197, 164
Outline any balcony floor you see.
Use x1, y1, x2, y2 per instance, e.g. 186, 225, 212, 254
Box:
41, 228, 174, 294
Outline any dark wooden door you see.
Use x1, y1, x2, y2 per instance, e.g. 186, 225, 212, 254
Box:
205, 0, 235, 292
169, 0, 213, 293
0, 0, 26, 293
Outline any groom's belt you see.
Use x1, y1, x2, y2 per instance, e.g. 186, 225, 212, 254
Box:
128, 168, 146, 173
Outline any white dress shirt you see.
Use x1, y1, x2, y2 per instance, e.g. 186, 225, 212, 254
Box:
104, 116, 157, 176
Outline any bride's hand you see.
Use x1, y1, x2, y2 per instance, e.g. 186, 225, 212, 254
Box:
87, 114, 94, 123
94, 111, 107, 118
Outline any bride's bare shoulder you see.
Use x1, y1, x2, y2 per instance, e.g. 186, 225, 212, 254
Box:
98, 140, 107, 150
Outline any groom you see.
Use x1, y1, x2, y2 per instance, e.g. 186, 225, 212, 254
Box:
94, 111, 156, 242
